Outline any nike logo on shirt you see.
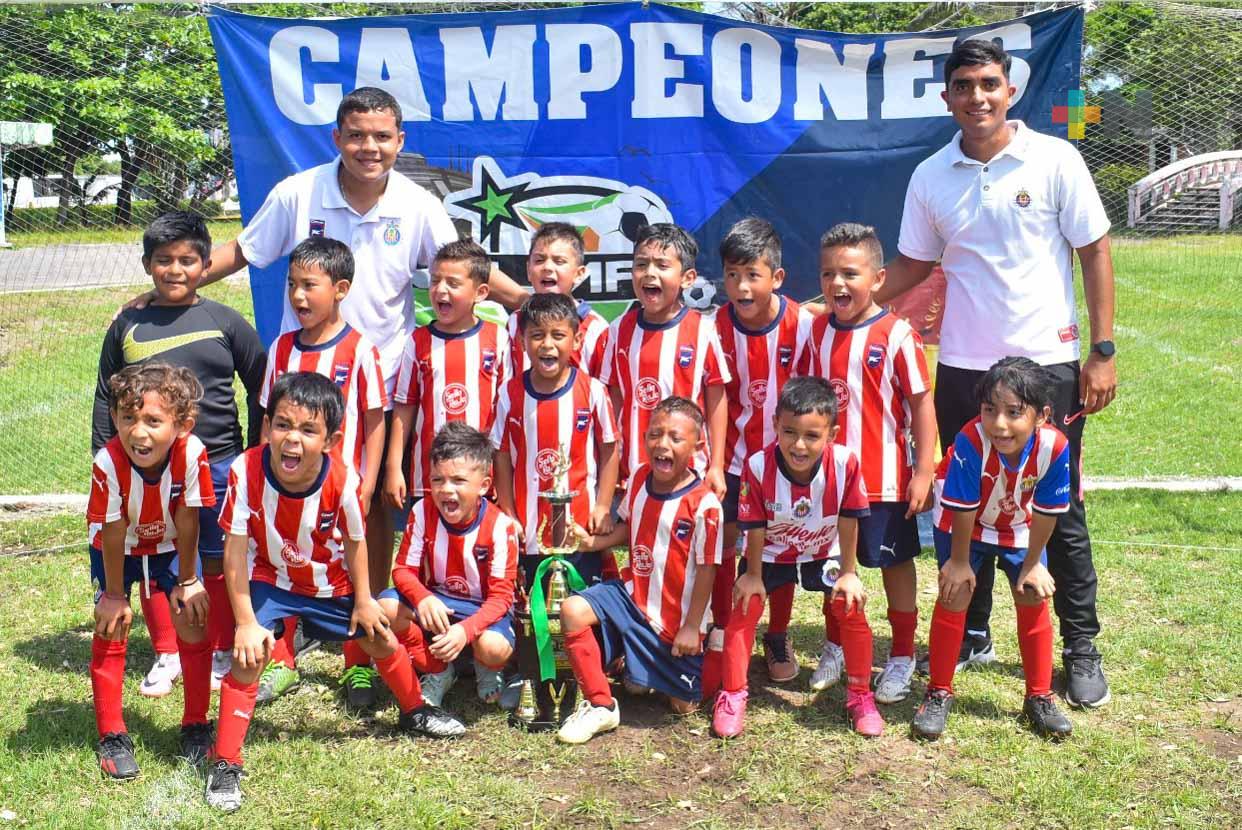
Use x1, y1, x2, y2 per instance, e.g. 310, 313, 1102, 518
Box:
123, 326, 223, 362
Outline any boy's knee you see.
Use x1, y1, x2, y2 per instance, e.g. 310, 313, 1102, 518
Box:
560, 596, 593, 632
230, 661, 264, 686
473, 631, 513, 666
1012, 588, 1046, 608
172, 616, 207, 644
357, 631, 397, 660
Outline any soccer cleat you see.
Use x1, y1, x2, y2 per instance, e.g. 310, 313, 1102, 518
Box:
810, 641, 845, 691
762, 632, 800, 683
140, 652, 181, 698
1024, 694, 1074, 740
179, 721, 214, 767
398, 703, 467, 739
474, 662, 504, 703
97, 732, 140, 780
874, 656, 917, 704
210, 650, 231, 692
911, 688, 954, 741
711, 688, 748, 739
255, 662, 300, 705
1064, 653, 1111, 709
845, 689, 885, 738
498, 673, 525, 711
557, 698, 621, 744
419, 663, 457, 708
340, 665, 380, 709
957, 632, 997, 671
205, 759, 244, 812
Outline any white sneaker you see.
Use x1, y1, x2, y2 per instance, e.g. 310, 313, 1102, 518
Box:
210, 650, 231, 691
874, 656, 916, 704
557, 698, 620, 744
474, 661, 504, 703
809, 641, 845, 692
140, 652, 181, 698
420, 663, 457, 708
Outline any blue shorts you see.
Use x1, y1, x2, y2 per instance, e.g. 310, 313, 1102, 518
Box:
932, 528, 1047, 589
89, 547, 177, 601
380, 587, 516, 646
579, 580, 703, 702
737, 556, 839, 593
519, 552, 608, 594
721, 473, 742, 524
197, 456, 234, 559
856, 502, 921, 569
250, 581, 364, 642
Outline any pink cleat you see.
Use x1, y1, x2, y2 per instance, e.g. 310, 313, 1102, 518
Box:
846, 689, 885, 738
712, 688, 749, 738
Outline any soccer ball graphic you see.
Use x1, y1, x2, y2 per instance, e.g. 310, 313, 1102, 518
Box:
595, 189, 674, 256
684, 276, 717, 309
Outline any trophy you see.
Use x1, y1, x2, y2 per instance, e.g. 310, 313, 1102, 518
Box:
508, 445, 586, 732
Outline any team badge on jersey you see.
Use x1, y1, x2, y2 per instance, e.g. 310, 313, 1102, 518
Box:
481, 349, 496, 375
382, 217, 402, 245
575, 408, 591, 432
1020, 475, 1039, 492
333, 363, 350, 386
473, 544, 490, 561
866, 343, 886, 369
792, 497, 812, 519
778, 345, 793, 368
675, 518, 693, 540
443, 383, 469, 415
1014, 189, 1032, 209
678, 345, 695, 368
170, 482, 184, 500
309, 219, 326, 238
318, 510, 336, 532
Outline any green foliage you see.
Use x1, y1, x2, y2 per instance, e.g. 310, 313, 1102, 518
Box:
5, 199, 222, 234
1094, 163, 1149, 224
782, 2, 987, 34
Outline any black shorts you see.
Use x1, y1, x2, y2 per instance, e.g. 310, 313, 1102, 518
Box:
856, 502, 922, 568
721, 473, 742, 524
737, 556, 841, 593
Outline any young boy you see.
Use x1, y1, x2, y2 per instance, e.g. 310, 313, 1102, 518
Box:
386, 240, 511, 509
913, 357, 1073, 741
94, 211, 266, 697
713, 217, 814, 686
713, 377, 883, 738
88, 363, 216, 779
557, 397, 723, 744
505, 222, 611, 378
256, 237, 388, 707
206, 372, 459, 813
378, 422, 521, 714
803, 223, 936, 704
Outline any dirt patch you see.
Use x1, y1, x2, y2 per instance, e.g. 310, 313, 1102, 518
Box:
1196, 699, 1242, 761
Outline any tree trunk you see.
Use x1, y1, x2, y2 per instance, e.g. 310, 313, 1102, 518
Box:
55, 152, 76, 227
115, 143, 138, 226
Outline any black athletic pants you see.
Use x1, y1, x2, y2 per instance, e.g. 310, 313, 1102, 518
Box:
934, 361, 1102, 659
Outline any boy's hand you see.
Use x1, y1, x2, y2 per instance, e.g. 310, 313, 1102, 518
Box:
417, 594, 452, 635
384, 469, 407, 510
571, 522, 603, 552
588, 503, 614, 537
233, 622, 275, 670
428, 623, 468, 662
705, 467, 727, 501
731, 571, 766, 611
349, 596, 391, 640
938, 560, 977, 607
1017, 562, 1056, 600
671, 624, 703, 658
831, 571, 867, 614
171, 579, 210, 629
94, 593, 132, 639
117, 288, 157, 319
905, 470, 934, 517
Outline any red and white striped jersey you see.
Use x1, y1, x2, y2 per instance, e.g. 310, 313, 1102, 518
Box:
736, 442, 870, 564
490, 368, 617, 556
506, 300, 611, 379
804, 310, 930, 502
88, 434, 215, 556
715, 297, 815, 476
218, 446, 365, 598
260, 326, 388, 477
933, 417, 1071, 548
393, 497, 518, 604
617, 465, 723, 642
601, 306, 730, 476
393, 319, 510, 496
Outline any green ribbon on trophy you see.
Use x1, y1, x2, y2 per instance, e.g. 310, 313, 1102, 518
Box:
528, 554, 587, 682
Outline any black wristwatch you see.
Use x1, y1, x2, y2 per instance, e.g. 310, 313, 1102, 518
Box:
1090, 340, 1116, 358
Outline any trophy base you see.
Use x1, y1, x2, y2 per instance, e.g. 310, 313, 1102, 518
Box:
507, 713, 561, 733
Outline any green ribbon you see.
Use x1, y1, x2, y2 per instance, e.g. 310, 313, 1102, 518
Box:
528, 555, 587, 682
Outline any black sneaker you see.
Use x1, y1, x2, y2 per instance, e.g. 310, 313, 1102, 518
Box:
911, 688, 954, 741
915, 631, 996, 675
1024, 694, 1073, 740
398, 703, 466, 739
205, 759, 244, 812
97, 732, 140, 780
179, 721, 214, 767
340, 665, 380, 709
293, 618, 321, 658
1064, 653, 1111, 709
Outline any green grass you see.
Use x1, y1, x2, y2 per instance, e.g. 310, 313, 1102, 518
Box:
5, 221, 242, 248
0, 490, 1238, 828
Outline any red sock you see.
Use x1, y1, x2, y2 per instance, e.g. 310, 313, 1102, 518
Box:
831, 597, 874, 694
601, 549, 621, 582
399, 625, 447, 675
213, 673, 258, 766
928, 603, 967, 693
565, 628, 613, 707
767, 582, 794, 635
710, 552, 736, 629
1016, 601, 1054, 698
204, 573, 234, 651
177, 635, 212, 726
268, 619, 296, 669
139, 585, 178, 654
342, 637, 370, 671
373, 646, 424, 713
823, 593, 841, 645
701, 645, 722, 699
91, 636, 128, 737
722, 594, 765, 693
887, 608, 919, 660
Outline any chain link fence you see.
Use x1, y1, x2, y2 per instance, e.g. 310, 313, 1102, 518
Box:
0, 1, 1238, 503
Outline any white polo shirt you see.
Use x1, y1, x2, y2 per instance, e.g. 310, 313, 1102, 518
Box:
237, 158, 458, 390
897, 121, 1110, 370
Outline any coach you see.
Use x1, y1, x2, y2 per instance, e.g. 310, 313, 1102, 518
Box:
879, 40, 1115, 709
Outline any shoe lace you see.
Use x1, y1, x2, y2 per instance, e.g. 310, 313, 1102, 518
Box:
1068, 656, 1100, 679
925, 688, 951, 709
209, 761, 242, 792
765, 636, 792, 664
715, 692, 740, 717
1028, 694, 1058, 716
181, 722, 212, 741
100, 732, 132, 754
340, 665, 375, 688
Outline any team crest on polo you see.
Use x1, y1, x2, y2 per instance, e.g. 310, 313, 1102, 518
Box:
442, 383, 469, 415
675, 518, 693, 540
472, 545, 490, 561
678, 345, 695, 368
481, 349, 496, 375
381, 217, 401, 245
280, 540, 308, 567
635, 378, 662, 409
830, 378, 850, 410
309, 219, 326, 238
866, 344, 886, 369
630, 545, 654, 576
170, 482, 184, 500
1014, 189, 1032, 209
575, 408, 591, 432
332, 363, 350, 386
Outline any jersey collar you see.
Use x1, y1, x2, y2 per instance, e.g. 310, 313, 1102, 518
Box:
262, 445, 332, 499
636, 304, 689, 332
523, 366, 577, 401
774, 444, 822, 486
729, 295, 787, 336
320, 156, 394, 221
829, 307, 887, 331
442, 499, 488, 535
995, 430, 1038, 473
295, 323, 353, 353
428, 318, 483, 340
949, 119, 1032, 167
645, 470, 701, 501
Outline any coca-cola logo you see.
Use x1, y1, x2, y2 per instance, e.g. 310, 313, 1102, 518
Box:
442, 383, 469, 415
443, 575, 470, 596
998, 495, 1018, 514
135, 521, 166, 540
535, 448, 562, 481
635, 378, 662, 410
630, 545, 654, 576
830, 378, 850, 410
280, 540, 308, 567
748, 379, 768, 408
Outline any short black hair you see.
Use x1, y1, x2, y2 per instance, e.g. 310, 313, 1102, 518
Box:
430, 421, 493, 472
289, 237, 354, 284
434, 239, 491, 284
720, 217, 781, 272
521, 292, 580, 332
775, 376, 838, 423
944, 39, 1011, 84
142, 211, 211, 262
820, 222, 884, 270
975, 356, 1056, 419
267, 371, 345, 435
529, 222, 585, 268
651, 396, 705, 437
634, 223, 698, 271
336, 86, 402, 127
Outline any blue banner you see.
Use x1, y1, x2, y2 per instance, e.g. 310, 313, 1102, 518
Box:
208, 2, 1083, 344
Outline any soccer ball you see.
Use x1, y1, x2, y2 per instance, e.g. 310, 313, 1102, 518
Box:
594, 189, 675, 255
684, 276, 717, 309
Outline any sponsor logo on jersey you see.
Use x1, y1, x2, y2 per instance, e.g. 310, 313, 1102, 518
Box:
767, 520, 838, 550
747, 379, 768, 408
829, 378, 850, 410
280, 540, 308, 567
309, 219, 326, 238
481, 349, 496, 375
635, 378, 662, 410
778, 345, 793, 368
630, 545, 654, 576
535, 448, 562, 481
575, 408, 591, 432
135, 520, 166, 540
674, 518, 693, 540
997, 495, 1018, 514
443, 575, 470, 596
866, 343, 886, 369
442, 383, 469, 415
678, 345, 695, 368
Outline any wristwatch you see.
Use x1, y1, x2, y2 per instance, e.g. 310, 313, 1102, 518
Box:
1090, 340, 1116, 358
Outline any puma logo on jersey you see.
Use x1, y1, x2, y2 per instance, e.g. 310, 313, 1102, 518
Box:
122, 325, 223, 362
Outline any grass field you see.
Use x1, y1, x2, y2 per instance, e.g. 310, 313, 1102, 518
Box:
4, 221, 243, 248
0, 490, 1238, 829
